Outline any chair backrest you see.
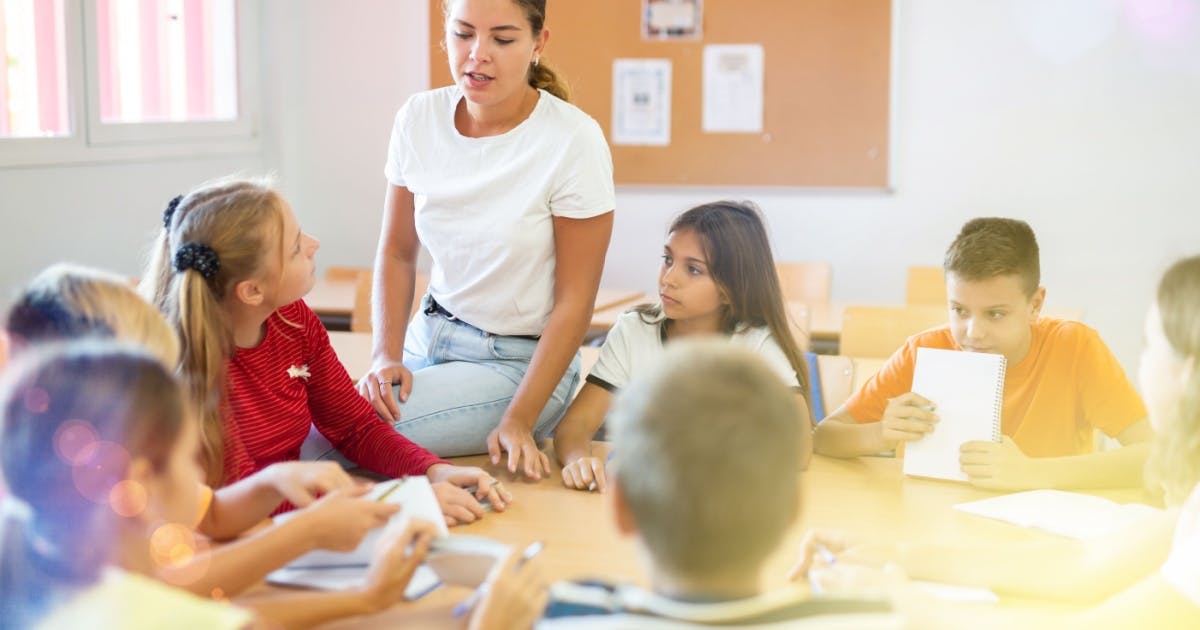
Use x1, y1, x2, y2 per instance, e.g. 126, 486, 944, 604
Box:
349, 271, 430, 333
785, 301, 812, 353
776, 262, 832, 305
839, 304, 946, 359
350, 270, 373, 333
906, 266, 946, 305
814, 355, 888, 418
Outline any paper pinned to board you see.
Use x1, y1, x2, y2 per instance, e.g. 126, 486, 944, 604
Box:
612, 58, 672, 146
702, 44, 764, 133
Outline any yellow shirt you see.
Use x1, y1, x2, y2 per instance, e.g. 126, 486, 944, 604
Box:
36, 568, 252, 630
843, 318, 1146, 457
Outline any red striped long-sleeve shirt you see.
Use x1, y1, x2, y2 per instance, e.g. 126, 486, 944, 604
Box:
221, 301, 444, 485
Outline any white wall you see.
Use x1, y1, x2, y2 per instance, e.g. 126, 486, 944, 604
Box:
0, 155, 262, 299
3, 0, 1197, 375
258, 0, 430, 271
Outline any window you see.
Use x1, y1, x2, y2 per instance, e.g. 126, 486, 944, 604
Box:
95, 0, 238, 124
0, 0, 257, 166
0, 0, 70, 138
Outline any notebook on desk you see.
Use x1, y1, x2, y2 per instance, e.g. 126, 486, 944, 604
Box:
903, 348, 1005, 482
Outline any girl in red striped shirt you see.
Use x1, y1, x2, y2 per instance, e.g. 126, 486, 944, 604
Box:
144, 177, 509, 525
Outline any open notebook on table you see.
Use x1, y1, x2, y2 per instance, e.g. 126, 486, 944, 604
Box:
903, 348, 1006, 482
267, 477, 513, 597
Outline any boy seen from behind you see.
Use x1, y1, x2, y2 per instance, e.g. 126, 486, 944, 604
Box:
538, 341, 899, 628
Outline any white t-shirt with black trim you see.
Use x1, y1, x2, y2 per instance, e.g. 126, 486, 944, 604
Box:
384, 86, 615, 337
587, 311, 801, 392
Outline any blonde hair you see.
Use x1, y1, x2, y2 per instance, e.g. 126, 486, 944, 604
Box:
442, 0, 570, 101
1147, 255, 1200, 506
610, 341, 802, 578
0, 343, 186, 627
6, 263, 179, 368
142, 176, 286, 485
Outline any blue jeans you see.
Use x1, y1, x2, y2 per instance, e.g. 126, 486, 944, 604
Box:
303, 297, 581, 462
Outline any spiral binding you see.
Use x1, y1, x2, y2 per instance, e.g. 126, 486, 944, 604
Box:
991, 356, 1007, 442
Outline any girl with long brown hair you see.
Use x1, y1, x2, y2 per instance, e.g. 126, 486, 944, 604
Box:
553, 201, 813, 492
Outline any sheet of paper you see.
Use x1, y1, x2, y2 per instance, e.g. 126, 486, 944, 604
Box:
702, 44, 764, 133
268, 564, 441, 600
911, 581, 999, 604
955, 490, 1163, 540
278, 476, 448, 570
643, 0, 702, 40
612, 59, 672, 146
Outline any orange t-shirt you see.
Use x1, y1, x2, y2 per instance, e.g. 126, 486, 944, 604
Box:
842, 318, 1147, 457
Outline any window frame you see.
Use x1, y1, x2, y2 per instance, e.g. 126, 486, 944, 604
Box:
0, 0, 260, 168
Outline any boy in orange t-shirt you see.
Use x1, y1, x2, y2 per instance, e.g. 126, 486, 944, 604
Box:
813, 218, 1151, 490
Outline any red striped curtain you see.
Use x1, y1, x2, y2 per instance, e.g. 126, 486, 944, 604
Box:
95, 0, 236, 124
0, 0, 68, 138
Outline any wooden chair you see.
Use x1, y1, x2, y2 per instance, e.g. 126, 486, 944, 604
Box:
785, 301, 812, 353
905, 266, 946, 305
814, 355, 887, 418
838, 304, 946, 359
776, 262, 832, 305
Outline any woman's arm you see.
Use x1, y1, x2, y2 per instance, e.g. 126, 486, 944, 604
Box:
486, 212, 614, 479
358, 184, 421, 420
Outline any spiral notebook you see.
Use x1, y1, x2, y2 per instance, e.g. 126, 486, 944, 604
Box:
903, 348, 1006, 482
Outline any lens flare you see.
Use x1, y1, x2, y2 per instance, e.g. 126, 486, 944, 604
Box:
71, 441, 131, 504
54, 419, 99, 465
150, 522, 212, 586
109, 480, 148, 517
23, 386, 50, 414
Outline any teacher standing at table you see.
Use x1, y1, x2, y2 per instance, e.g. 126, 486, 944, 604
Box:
356, 0, 614, 480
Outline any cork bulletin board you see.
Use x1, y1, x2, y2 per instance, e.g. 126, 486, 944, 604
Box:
428, 0, 891, 188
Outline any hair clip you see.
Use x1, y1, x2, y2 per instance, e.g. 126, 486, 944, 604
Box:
163, 195, 184, 230
173, 242, 221, 280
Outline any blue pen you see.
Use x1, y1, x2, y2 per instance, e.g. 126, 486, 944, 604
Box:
452, 541, 544, 618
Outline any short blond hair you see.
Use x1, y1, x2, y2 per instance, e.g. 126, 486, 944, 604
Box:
609, 340, 803, 578
6, 263, 179, 368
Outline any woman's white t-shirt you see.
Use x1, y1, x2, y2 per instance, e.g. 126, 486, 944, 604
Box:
385, 86, 615, 337
1162, 483, 1200, 606
587, 311, 802, 392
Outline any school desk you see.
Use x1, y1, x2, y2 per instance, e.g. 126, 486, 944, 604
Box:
291, 451, 1146, 629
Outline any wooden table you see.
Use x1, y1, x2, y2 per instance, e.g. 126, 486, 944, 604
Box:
303, 453, 1145, 628
308, 278, 357, 318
